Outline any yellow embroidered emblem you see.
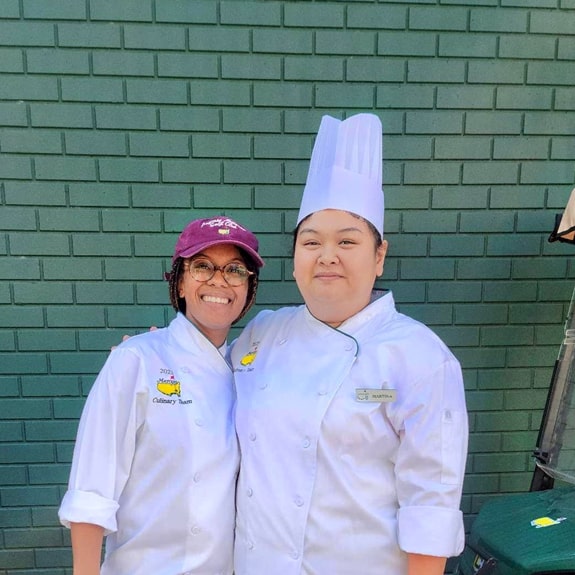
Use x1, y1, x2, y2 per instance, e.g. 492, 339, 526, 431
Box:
157, 380, 181, 396
240, 352, 257, 366
218, 229, 230, 235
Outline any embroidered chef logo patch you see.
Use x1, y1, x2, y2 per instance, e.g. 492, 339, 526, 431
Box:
156, 367, 180, 396
239, 342, 259, 367
157, 377, 181, 397
240, 351, 257, 366
153, 368, 192, 405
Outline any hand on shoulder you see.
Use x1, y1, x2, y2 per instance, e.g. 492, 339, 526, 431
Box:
110, 327, 158, 351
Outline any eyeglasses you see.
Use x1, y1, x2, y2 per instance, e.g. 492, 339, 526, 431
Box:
185, 258, 253, 286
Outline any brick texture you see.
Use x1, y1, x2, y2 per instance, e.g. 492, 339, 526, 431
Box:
2, 2, 575, 573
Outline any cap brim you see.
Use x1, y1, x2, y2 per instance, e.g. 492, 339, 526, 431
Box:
175, 239, 264, 268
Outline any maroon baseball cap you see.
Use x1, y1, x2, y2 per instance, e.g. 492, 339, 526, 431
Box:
172, 216, 264, 268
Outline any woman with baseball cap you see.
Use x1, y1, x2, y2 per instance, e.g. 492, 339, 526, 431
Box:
59, 216, 263, 575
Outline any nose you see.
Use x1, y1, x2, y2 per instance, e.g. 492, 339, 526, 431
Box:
207, 266, 228, 286
317, 246, 339, 265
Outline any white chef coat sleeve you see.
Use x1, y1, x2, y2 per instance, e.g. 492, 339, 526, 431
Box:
393, 357, 468, 557
58, 347, 146, 534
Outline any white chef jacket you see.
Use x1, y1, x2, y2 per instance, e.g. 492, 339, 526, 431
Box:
59, 312, 238, 575
232, 291, 468, 575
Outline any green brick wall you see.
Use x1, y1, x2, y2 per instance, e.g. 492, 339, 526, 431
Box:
1, 0, 575, 572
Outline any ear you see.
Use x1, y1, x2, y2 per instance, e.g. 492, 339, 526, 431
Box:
375, 240, 388, 277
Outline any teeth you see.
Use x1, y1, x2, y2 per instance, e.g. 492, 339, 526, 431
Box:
202, 295, 229, 304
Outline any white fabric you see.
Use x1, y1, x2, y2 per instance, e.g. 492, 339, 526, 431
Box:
231, 292, 468, 575
59, 313, 238, 575
297, 114, 384, 235
552, 187, 575, 242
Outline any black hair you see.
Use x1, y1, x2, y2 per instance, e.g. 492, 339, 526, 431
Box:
292, 211, 383, 253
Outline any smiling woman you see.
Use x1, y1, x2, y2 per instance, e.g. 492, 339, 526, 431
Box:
231, 114, 468, 575
293, 209, 388, 327
178, 244, 251, 347
58, 216, 263, 575
166, 217, 263, 335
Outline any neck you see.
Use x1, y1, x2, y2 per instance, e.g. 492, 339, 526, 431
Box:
305, 297, 372, 329
201, 329, 227, 348
181, 314, 228, 348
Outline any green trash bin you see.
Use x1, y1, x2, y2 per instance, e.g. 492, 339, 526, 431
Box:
456, 284, 575, 575
455, 488, 575, 575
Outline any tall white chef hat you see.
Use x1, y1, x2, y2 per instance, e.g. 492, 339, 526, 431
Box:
297, 113, 384, 236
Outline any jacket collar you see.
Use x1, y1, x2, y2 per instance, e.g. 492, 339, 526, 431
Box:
169, 312, 230, 362
303, 290, 396, 337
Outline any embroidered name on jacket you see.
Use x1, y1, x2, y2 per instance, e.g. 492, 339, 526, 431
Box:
355, 388, 397, 403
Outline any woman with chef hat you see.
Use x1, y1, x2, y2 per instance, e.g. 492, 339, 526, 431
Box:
231, 114, 468, 575
59, 216, 263, 575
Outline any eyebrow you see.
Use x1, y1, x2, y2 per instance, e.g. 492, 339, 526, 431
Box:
298, 226, 364, 235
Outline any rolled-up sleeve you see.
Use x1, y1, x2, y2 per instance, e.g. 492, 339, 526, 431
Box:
59, 489, 120, 534
58, 348, 144, 534
393, 358, 468, 557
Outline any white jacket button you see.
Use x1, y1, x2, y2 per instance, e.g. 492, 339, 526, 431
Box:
294, 496, 304, 507
302, 437, 310, 448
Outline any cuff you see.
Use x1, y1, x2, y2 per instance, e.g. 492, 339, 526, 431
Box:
58, 489, 119, 536
398, 505, 465, 558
